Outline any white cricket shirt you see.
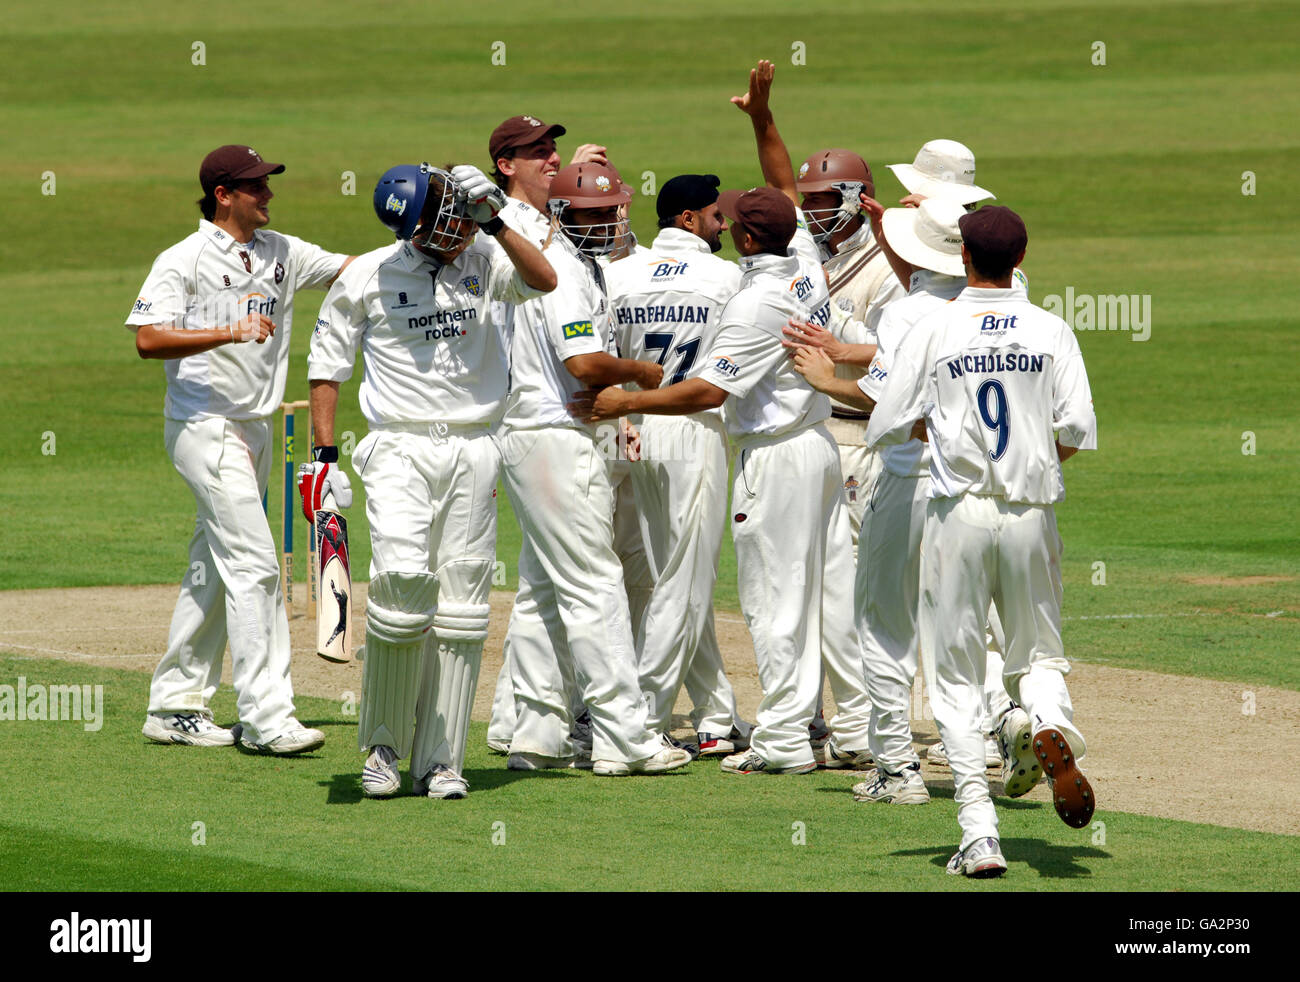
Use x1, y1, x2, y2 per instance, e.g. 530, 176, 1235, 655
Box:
501, 235, 616, 431
816, 220, 907, 444
307, 238, 543, 426
704, 225, 833, 442
125, 220, 346, 421
864, 286, 1097, 504
606, 228, 742, 388
856, 269, 966, 477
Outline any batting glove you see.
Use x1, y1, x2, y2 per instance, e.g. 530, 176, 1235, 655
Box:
298, 454, 353, 522
451, 164, 507, 224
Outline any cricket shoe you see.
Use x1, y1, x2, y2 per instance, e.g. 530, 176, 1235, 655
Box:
142, 711, 234, 747
413, 764, 469, 800
362, 745, 401, 797
720, 749, 816, 775
238, 722, 326, 756
570, 710, 593, 759
507, 752, 591, 771
819, 737, 874, 770
945, 837, 1007, 878
808, 713, 830, 752
1033, 726, 1095, 828
995, 707, 1043, 798
852, 763, 930, 804
697, 726, 750, 757
486, 738, 511, 755
593, 740, 692, 776
662, 733, 700, 760
926, 737, 1001, 769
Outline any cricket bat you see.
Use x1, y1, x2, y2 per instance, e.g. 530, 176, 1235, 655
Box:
315, 490, 353, 663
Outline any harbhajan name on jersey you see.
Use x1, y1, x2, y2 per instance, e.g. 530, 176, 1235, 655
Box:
946, 350, 1045, 379
614, 304, 710, 326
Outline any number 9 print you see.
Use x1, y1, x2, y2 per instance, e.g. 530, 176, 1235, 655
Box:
977, 379, 1010, 461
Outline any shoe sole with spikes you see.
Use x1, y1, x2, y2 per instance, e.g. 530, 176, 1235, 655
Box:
1033, 728, 1095, 828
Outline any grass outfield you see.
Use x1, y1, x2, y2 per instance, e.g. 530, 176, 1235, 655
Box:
3, 655, 1296, 891
1, 1, 1297, 897
3, 0, 1296, 686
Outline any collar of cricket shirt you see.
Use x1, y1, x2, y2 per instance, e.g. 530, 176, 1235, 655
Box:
821, 218, 875, 265
910, 268, 966, 295
198, 219, 245, 253
738, 250, 801, 280
650, 227, 715, 255
958, 286, 1020, 301
398, 239, 464, 276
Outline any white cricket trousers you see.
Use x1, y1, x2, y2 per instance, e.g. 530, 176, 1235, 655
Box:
857, 468, 927, 770
486, 450, 648, 749
920, 495, 1085, 849
354, 425, 498, 778
631, 412, 743, 736
150, 416, 299, 743
835, 441, 883, 549
814, 437, 880, 732
499, 426, 661, 764
732, 425, 859, 769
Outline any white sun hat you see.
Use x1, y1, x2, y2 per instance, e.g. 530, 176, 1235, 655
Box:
887, 139, 995, 206
880, 197, 968, 277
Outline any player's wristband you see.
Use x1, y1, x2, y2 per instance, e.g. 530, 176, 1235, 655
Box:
312, 445, 339, 463
477, 216, 505, 236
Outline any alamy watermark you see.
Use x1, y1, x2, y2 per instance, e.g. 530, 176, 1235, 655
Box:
50, 912, 150, 962
1042, 287, 1151, 341
0, 676, 104, 731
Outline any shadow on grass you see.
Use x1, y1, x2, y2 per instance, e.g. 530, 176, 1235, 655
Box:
893, 838, 1109, 879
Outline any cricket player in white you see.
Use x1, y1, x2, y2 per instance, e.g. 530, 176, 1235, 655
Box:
307, 162, 556, 799
605, 173, 751, 753
864, 206, 1097, 877
499, 161, 692, 776
129, 144, 350, 754
479, 116, 614, 757
574, 184, 867, 774
792, 198, 971, 804
727, 59, 874, 766
796, 148, 905, 548
861, 156, 1026, 771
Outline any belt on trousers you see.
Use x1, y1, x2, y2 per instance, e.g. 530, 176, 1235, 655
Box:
371, 421, 490, 437
831, 406, 871, 421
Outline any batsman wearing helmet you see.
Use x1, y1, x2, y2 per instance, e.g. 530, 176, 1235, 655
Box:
496, 160, 692, 777
306, 162, 555, 799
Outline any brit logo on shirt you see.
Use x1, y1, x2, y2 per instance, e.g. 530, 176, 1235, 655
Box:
462, 275, 483, 297
274, 262, 285, 285
843, 474, 859, 502
712, 356, 741, 378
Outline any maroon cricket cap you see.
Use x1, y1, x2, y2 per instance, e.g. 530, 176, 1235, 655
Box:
958, 205, 1028, 257
717, 186, 797, 252
489, 115, 568, 164
199, 145, 285, 195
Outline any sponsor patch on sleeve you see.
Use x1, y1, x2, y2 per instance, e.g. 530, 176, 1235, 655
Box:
711, 356, 741, 379
562, 319, 594, 339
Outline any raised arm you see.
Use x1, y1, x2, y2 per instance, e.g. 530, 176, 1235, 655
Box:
861, 193, 916, 290
730, 60, 797, 205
